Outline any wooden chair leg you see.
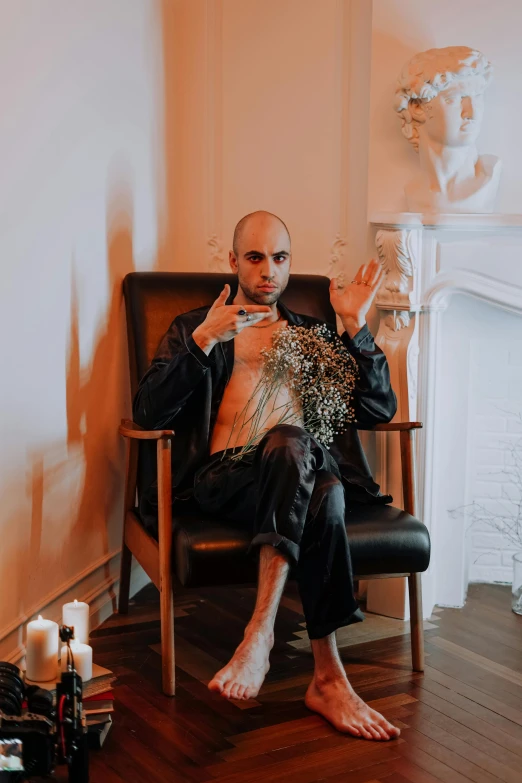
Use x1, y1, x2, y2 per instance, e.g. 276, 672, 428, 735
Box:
118, 542, 133, 614
408, 572, 424, 672
157, 438, 175, 696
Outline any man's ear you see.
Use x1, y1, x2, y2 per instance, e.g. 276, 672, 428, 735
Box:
229, 250, 238, 272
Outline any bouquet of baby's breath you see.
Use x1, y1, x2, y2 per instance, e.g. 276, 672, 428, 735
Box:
222, 323, 359, 461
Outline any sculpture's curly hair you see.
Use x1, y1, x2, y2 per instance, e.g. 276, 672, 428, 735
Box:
394, 46, 493, 151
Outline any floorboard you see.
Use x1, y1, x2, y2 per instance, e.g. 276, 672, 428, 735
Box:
38, 581, 522, 781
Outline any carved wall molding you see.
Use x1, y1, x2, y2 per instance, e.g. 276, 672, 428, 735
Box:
327, 0, 354, 281
374, 228, 417, 331
207, 233, 227, 273
206, 0, 224, 272
328, 233, 347, 279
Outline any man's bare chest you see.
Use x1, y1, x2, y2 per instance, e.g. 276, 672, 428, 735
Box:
231, 323, 287, 373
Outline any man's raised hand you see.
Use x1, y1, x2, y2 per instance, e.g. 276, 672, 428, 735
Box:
192, 283, 272, 353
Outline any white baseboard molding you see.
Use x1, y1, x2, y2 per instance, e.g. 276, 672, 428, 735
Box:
1, 552, 151, 665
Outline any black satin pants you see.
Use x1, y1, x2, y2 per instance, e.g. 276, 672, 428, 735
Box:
192, 424, 364, 639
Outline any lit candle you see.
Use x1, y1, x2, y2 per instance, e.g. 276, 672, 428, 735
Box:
25, 615, 59, 682
61, 639, 93, 682
62, 599, 89, 644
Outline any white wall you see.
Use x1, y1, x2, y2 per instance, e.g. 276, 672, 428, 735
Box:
368, 0, 522, 215
0, 0, 163, 660
0, 0, 378, 659
164, 0, 373, 279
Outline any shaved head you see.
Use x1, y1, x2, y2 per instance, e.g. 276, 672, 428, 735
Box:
229, 210, 292, 307
232, 210, 291, 258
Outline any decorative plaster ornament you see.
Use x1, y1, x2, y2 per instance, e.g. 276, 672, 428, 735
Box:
394, 46, 501, 213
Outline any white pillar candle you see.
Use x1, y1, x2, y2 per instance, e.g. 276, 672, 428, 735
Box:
61, 640, 92, 682
62, 599, 89, 644
25, 615, 59, 682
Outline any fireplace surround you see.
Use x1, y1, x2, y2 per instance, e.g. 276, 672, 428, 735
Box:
365, 212, 522, 620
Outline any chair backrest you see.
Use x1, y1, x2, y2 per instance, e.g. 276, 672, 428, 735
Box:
122, 271, 337, 509
123, 271, 336, 395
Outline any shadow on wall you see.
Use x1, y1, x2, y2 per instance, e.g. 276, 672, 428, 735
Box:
65, 183, 137, 608
14, 0, 183, 647
20, 181, 137, 628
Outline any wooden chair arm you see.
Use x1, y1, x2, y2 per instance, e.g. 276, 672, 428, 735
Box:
372, 422, 422, 432
119, 418, 175, 440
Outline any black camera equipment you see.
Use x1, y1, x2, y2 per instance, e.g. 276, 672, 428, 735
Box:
0, 625, 89, 782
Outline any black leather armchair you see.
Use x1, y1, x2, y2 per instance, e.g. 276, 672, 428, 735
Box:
118, 272, 431, 695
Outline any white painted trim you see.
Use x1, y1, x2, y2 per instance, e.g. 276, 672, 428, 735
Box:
206, 0, 225, 272
1, 551, 150, 666
370, 212, 522, 231
424, 269, 522, 316
6, 645, 25, 666
0, 548, 120, 643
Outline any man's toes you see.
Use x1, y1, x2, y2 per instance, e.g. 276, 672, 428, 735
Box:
374, 724, 390, 740
367, 725, 383, 740
220, 679, 233, 698
229, 682, 241, 700
356, 724, 373, 740
343, 723, 361, 737
208, 677, 224, 693
370, 710, 393, 739
237, 685, 246, 700
383, 720, 400, 737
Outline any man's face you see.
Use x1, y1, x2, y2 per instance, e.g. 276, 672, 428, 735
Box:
420, 77, 485, 148
230, 217, 291, 305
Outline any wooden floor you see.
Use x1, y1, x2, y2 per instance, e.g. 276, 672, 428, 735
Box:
82, 581, 522, 783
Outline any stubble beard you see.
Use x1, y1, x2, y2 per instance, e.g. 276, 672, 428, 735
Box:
239, 278, 289, 307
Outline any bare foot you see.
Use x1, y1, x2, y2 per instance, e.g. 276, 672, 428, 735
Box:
208, 627, 274, 700
305, 674, 401, 741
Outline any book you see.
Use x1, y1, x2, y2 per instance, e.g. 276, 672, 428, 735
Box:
83, 700, 114, 715
23, 663, 116, 702
86, 712, 112, 727
84, 690, 114, 703
87, 715, 113, 750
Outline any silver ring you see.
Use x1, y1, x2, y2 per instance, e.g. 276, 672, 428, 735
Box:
237, 308, 247, 316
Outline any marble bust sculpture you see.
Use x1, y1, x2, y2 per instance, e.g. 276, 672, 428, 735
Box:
394, 45, 501, 213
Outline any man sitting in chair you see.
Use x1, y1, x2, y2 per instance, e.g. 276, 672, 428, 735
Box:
133, 210, 400, 741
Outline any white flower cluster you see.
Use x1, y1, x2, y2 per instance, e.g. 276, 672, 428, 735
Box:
259, 323, 359, 447
222, 323, 360, 462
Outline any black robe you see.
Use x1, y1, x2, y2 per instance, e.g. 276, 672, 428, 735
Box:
132, 288, 397, 517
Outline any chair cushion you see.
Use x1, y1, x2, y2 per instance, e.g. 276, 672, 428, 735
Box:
171, 502, 430, 588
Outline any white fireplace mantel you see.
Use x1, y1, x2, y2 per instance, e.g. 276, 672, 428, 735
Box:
366, 212, 522, 621
370, 212, 522, 231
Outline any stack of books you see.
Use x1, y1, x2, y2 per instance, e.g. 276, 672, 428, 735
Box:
82, 664, 116, 749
